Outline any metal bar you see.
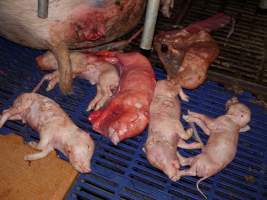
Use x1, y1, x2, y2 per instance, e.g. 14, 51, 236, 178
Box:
175, 0, 192, 25
189, 122, 204, 145
208, 71, 267, 99
140, 0, 160, 50
38, 0, 49, 19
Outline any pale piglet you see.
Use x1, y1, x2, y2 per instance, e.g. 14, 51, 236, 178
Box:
0, 93, 95, 173
34, 52, 119, 111
144, 80, 202, 181
179, 97, 251, 199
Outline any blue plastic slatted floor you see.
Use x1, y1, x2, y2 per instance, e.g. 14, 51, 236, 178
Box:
0, 37, 267, 200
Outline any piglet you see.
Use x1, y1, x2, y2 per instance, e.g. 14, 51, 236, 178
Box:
0, 93, 95, 173
144, 80, 203, 181
34, 52, 119, 111
178, 97, 251, 199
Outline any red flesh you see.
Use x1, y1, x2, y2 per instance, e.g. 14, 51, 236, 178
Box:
184, 13, 232, 33
153, 13, 231, 89
64, 1, 145, 49
88, 52, 156, 144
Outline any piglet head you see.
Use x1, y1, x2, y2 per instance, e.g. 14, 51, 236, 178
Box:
145, 136, 180, 181
66, 132, 95, 173
226, 97, 251, 130
36, 51, 58, 70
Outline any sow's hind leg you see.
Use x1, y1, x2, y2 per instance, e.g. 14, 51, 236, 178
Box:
51, 42, 72, 94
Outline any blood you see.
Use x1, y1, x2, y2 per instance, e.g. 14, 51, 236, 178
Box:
73, 11, 106, 41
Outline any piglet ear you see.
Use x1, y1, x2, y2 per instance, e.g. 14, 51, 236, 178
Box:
239, 125, 250, 133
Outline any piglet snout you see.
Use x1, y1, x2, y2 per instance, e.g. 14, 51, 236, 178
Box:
67, 132, 95, 173
73, 162, 91, 173
145, 143, 180, 181
166, 160, 181, 181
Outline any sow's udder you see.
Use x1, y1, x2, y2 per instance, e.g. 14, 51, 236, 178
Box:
64, 0, 145, 48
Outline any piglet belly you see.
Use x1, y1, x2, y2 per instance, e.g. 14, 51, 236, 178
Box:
89, 52, 156, 143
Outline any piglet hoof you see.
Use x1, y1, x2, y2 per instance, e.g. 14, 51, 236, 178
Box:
86, 103, 95, 112
182, 114, 189, 122
24, 155, 30, 161
108, 128, 120, 145
46, 84, 55, 91
142, 147, 146, 153
196, 142, 204, 149
87, 98, 102, 111
27, 141, 38, 149
94, 103, 103, 111
170, 175, 181, 182
94, 97, 109, 111
80, 167, 92, 174
185, 128, 193, 140
180, 91, 189, 102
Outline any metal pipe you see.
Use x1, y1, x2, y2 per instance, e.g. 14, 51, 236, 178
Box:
140, 0, 160, 50
38, 0, 49, 19
259, 0, 267, 9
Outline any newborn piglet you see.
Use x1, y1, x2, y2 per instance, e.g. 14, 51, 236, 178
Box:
144, 80, 203, 181
178, 97, 251, 199
0, 93, 95, 173
34, 52, 119, 111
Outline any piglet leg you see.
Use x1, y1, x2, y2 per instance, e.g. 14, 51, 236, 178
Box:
24, 134, 53, 160
177, 164, 209, 199
183, 114, 211, 136
177, 139, 203, 149
95, 85, 113, 110
177, 123, 192, 140
0, 107, 22, 128
87, 85, 102, 111
87, 85, 113, 111
176, 152, 194, 166
27, 141, 41, 150
27, 136, 50, 150
239, 125, 250, 133
178, 166, 197, 177
24, 146, 53, 160
33, 71, 59, 92
177, 84, 189, 102
188, 111, 213, 125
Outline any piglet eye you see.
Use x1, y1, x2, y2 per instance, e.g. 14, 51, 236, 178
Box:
161, 44, 168, 53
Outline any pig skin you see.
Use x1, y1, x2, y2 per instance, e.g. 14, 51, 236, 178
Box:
34, 52, 119, 111
0, 0, 145, 93
178, 97, 251, 199
160, 0, 174, 18
0, 93, 95, 173
153, 13, 231, 89
144, 80, 202, 181
89, 52, 156, 145
0, 0, 145, 49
